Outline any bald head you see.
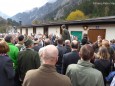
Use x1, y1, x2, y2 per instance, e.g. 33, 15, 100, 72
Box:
42, 45, 58, 65
71, 40, 78, 49
65, 40, 70, 45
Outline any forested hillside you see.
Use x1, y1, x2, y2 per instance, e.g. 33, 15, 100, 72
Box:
0, 17, 20, 33
34, 0, 115, 23
12, 0, 115, 25
77, 0, 115, 18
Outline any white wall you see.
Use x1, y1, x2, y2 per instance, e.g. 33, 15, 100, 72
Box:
22, 28, 26, 35
68, 25, 85, 36
17, 28, 20, 33
48, 26, 60, 36
105, 26, 115, 41
20, 24, 115, 41
28, 28, 33, 36
36, 27, 44, 34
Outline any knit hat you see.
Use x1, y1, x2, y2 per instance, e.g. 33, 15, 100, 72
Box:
24, 39, 33, 46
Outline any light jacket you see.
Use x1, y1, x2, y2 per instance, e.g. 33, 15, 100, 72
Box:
66, 60, 104, 86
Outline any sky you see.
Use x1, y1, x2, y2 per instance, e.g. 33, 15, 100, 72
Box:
0, 0, 56, 17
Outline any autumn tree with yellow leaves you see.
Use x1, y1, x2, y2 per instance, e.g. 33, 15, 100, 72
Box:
32, 20, 40, 25
66, 10, 86, 21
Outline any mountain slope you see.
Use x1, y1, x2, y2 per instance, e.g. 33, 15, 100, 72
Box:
11, 0, 64, 25
11, 0, 115, 25
43, 0, 82, 21
0, 11, 9, 19
11, 0, 78, 25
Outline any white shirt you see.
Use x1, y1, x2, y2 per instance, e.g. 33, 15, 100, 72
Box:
110, 76, 115, 86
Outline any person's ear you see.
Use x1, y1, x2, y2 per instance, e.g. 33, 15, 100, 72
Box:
91, 54, 95, 60
55, 56, 58, 63
79, 52, 82, 58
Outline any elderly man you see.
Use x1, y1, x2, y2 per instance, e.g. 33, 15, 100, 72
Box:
62, 40, 80, 74
64, 40, 71, 53
23, 45, 72, 86
66, 44, 104, 86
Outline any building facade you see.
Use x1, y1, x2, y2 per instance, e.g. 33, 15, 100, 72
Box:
17, 16, 115, 42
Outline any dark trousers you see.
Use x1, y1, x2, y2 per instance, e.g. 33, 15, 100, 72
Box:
56, 65, 62, 74
14, 69, 22, 86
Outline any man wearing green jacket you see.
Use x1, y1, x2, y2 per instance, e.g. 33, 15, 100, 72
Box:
5, 35, 19, 69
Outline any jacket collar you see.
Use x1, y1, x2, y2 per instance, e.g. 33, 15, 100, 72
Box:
39, 64, 56, 73
26, 48, 34, 51
17, 41, 24, 45
77, 60, 94, 67
65, 45, 70, 47
72, 50, 78, 52
7, 42, 14, 45
57, 44, 63, 47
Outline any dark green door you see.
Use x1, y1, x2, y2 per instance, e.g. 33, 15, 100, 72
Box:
71, 31, 82, 41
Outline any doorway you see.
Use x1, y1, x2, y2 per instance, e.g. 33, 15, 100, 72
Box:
88, 29, 106, 43
25, 28, 28, 35
44, 26, 48, 38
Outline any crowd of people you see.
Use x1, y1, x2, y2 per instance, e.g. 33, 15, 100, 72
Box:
0, 25, 115, 86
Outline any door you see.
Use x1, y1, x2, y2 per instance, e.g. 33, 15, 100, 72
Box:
20, 28, 22, 34
71, 31, 82, 41
88, 29, 106, 43
44, 26, 48, 38
25, 28, 28, 35
33, 27, 36, 34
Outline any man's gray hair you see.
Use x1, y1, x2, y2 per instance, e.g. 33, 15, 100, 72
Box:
39, 47, 46, 64
65, 40, 70, 45
39, 47, 46, 58
42, 45, 58, 61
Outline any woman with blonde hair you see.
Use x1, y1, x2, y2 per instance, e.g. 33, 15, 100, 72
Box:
0, 40, 15, 86
97, 46, 110, 59
94, 46, 111, 86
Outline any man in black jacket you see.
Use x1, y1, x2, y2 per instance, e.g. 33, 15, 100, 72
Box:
56, 37, 66, 73
64, 40, 71, 53
62, 40, 80, 74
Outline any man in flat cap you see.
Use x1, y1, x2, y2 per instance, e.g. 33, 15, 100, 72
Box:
17, 38, 40, 84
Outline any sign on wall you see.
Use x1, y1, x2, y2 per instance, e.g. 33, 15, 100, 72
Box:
71, 31, 82, 41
